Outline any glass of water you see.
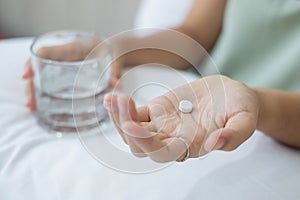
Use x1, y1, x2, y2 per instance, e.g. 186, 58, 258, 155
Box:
30, 30, 112, 134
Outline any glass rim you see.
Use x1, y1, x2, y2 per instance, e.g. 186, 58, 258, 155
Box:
30, 30, 111, 66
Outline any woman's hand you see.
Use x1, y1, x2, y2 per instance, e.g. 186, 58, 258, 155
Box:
22, 40, 123, 111
103, 75, 260, 163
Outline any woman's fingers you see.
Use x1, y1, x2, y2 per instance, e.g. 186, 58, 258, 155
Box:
107, 93, 204, 162
115, 94, 191, 162
36, 42, 84, 61
104, 93, 147, 157
25, 79, 36, 111
104, 93, 128, 144
23, 59, 36, 111
176, 113, 207, 158
117, 94, 154, 138
23, 40, 102, 112
122, 121, 189, 163
204, 112, 257, 151
23, 59, 34, 79
116, 94, 149, 157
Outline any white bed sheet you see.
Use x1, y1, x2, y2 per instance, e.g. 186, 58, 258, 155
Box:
0, 38, 300, 200
135, 0, 194, 29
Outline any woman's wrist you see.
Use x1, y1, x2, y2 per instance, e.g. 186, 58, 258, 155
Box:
250, 87, 300, 147
252, 88, 265, 131
251, 87, 276, 133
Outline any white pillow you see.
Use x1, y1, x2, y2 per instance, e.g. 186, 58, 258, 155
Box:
134, 0, 194, 28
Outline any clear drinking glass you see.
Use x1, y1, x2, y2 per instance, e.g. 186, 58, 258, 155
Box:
30, 30, 112, 134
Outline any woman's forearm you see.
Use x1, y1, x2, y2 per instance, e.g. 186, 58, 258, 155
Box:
115, 0, 227, 69
254, 88, 300, 147
116, 27, 202, 70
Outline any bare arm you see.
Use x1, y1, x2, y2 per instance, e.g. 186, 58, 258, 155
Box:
118, 0, 227, 70
23, 0, 228, 111
255, 88, 300, 148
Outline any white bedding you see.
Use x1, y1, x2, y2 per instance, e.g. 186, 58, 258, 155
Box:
1, 38, 300, 200
135, 0, 194, 29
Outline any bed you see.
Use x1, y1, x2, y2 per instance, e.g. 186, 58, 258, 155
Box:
1, 1, 300, 199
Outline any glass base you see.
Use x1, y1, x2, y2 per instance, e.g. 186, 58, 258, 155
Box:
37, 112, 109, 137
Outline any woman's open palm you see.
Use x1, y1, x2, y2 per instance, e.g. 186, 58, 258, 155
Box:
104, 75, 260, 163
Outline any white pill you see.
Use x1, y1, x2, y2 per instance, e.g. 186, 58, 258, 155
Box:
179, 100, 193, 113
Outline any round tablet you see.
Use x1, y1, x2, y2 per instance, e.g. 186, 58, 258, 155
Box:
179, 100, 193, 113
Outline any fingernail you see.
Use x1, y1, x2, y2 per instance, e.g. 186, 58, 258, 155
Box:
213, 138, 226, 150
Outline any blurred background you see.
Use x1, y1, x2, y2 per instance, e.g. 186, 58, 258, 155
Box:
0, 0, 140, 38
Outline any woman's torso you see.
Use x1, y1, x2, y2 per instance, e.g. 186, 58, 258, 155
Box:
211, 0, 300, 91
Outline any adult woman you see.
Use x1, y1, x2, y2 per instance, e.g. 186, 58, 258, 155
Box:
23, 0, 300, 162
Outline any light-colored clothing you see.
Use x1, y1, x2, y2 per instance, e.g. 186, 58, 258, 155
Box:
212, 0, 300, 91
